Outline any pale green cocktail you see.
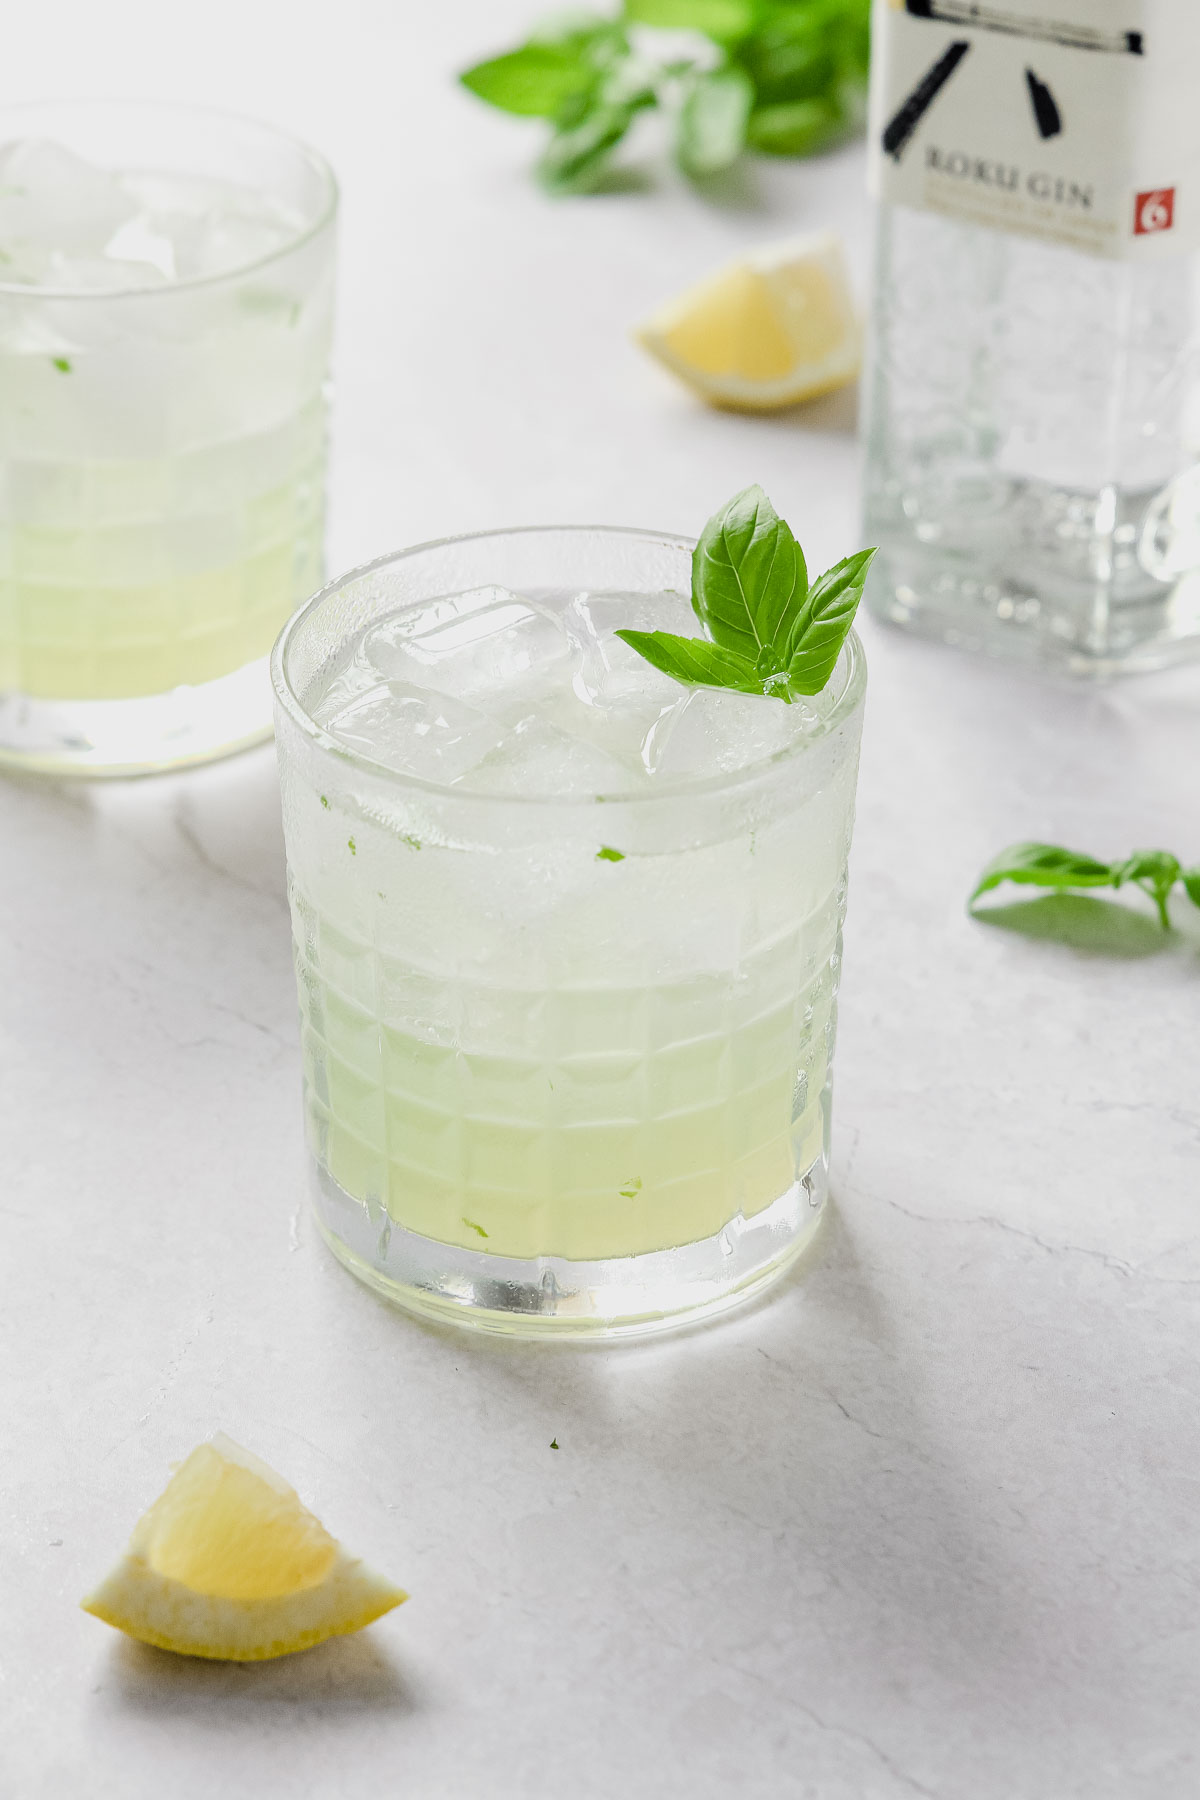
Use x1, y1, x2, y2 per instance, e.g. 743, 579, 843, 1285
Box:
0, 103, 336, 774
272, 527, 865, 1335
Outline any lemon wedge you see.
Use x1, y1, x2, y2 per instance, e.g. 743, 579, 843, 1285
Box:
635, 232, 860, 412
82, 1434, 406, 1661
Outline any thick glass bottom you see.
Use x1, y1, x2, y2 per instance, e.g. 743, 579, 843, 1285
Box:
0, 655, 276, 776
867, 564, 1200, 678
864, 506, 1200, 679
310, 1155, 827, 1340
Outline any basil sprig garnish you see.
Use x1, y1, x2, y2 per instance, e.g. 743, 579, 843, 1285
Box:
617, 485, 873, 704
971, 842, 1200, 931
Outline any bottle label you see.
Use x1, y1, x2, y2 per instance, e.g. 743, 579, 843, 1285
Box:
868, 0, 1200, 258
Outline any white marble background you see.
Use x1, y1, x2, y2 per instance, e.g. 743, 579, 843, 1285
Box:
3, 4, 1199, 1796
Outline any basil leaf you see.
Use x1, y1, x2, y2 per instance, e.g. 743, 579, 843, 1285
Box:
692, 485, 808, 662
1115, 849, 1182, 929
784, 547, 874, 694
620, 484, 870, 702
736, 0, 866, 154
676, 66, 753, 177
1115, 849, 1181, 889
537, 95, 650, 193
736, 0, 869, 97
970, 840, 1200, 933
614, 629, 764, 694
747, 96, 844, 157
624, 0, 757, 40
462, 0, 871, 194
970, 844, 1117, 905
740, 31, 833, 105
460, 45, 597, 119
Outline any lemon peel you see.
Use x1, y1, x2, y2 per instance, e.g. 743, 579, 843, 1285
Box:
635, 232, 860, 412
82, 1433, 406, 1661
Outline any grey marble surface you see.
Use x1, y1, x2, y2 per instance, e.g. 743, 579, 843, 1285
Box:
3, 4, 1199, 1797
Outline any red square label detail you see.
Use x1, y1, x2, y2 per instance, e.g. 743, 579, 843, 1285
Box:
1135, 188, 1175, 234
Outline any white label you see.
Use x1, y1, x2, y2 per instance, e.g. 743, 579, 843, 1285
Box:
868, 0, 1200, 258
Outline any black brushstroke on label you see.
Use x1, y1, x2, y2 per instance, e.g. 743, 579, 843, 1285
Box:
882, 40, 971, 161
902, 2, 1143, 56
1025, 68, 1061, 138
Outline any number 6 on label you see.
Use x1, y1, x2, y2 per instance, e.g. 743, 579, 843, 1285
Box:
1135, 188, 1175, 235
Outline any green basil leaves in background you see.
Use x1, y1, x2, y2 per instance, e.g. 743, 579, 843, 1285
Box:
617, 484, 872, 703
971, 842, 1200, 932
460, 42, 606, 119
460, 0, 871, 194
676, 66, 755, 179
538, 93, 657, 193
626, 0, 758, 36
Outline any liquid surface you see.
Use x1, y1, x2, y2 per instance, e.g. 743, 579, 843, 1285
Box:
310, 584, 845, 796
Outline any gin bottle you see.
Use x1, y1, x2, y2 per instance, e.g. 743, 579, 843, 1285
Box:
862, 0, 1200, 675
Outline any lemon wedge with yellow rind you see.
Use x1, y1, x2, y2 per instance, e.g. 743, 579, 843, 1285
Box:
635, 232, 860, 412
82, 1434, 406, 1661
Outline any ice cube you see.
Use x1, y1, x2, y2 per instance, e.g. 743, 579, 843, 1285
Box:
564, 588, 695, 711
647, 687, 810, 784
548, 675, 682, 781
116, 171, 300, 282
358, 588, 573, 712
45, 248, 166, 292
638, 692, 694, 774
320, 681, 505, 786
308, 653, 381, 728
551, 588, 697, 775
468, 712, 640, 799
169, 210, 294, 281
104, 214, 177, 280
0, 139, 137, 257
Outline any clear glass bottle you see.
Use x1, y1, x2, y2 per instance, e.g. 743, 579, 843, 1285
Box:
862, 0, 1200, 676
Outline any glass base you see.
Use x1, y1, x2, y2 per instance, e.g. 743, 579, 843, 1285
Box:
0, 655, 276, 777
865, 548, 1200, 679
310, 1158, 827, 1341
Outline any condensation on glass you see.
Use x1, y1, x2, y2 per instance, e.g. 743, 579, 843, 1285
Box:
0, 102, 337, 774
272, 528, 867, 1338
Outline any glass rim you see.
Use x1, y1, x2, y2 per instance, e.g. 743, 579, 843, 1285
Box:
0, 98, 338, 301
271, 524, 867, 810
